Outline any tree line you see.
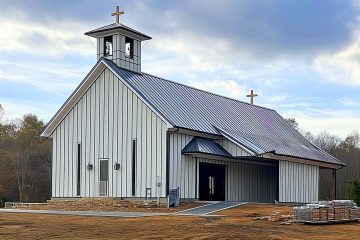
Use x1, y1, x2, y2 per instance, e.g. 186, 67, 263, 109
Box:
0, 110, 51, 206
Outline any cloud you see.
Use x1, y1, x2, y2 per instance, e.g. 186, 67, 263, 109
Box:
282, 109, 360, 138
0, 98, 60, 124
337, 98, 360, 107
0, 59, 89, 94
0, 9, 95, 56
313, 33, 360, 85
186, 78, 247, 100
132, 0, 360, 62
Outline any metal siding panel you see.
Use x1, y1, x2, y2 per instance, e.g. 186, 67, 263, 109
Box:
69, 109, 75, 197
151, 112, 157, 197
104, 70, 109, 160
141, 100, 147, 197
59, 122, 64, 197
146, 107, 152, 194
99, 72, 105, 159
93, 75, 101, 197
65, 117, 70, 197
156, 117, 161, 197
117, 80, 124, 197
122, 85, 128, 196
51, 131, 56, 197
56, 127, 61, 197
126, 88, 133, 197
161, 123, 167, 197
108, 71, 114, 197
136, 98, 142, 196
113, 75, 119, 197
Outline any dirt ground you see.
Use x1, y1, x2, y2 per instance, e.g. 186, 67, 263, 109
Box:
1, 204, 360, 239
15, 198, 203, 213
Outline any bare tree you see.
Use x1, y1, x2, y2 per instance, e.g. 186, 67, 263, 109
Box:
0, 104, 4, 123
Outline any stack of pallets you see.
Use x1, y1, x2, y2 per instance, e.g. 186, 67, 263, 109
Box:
350, 207, 360, 219
293, 200, 360, 224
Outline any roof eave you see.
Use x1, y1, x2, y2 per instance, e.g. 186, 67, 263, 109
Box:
263, 152, 345, 169
85, 27, 152, 41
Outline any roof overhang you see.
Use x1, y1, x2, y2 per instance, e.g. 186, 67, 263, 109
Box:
85, 24, 152, 41
183, 152, 277, 167
41, 59, 173, 138
263, 152, 344, 170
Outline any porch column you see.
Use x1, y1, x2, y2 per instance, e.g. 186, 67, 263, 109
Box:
331, 169, 336, 200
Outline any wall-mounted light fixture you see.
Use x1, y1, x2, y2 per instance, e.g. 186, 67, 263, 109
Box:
114, 163, 120, 170
87, 163, 93, 170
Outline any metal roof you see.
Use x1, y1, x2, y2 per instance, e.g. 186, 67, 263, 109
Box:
85, 23, 152, 40
182, 137, 232, 157
105, 59, 344, 166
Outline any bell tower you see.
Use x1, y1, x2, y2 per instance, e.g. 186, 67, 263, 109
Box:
85, 6, 151, 73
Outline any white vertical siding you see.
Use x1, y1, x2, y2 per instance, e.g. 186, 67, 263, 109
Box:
169, 132, 276, 202
51, 68, 167, 198
279, 161, 319, 203
215, 139, 251, 157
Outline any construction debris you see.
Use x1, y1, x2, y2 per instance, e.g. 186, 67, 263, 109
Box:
293, 200, 360, 224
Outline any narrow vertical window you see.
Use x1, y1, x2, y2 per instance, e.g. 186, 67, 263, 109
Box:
104, 36, 113, 56
132, 139, 136, 196
125, 37, 134, 59
77, 143, 81, 196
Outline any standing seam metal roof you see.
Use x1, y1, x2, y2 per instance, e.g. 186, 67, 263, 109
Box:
105, 59, 344, 166
182, 137, 232, 157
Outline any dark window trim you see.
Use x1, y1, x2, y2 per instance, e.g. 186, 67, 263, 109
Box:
132, 139, 137, 196
77, 143, 81, 196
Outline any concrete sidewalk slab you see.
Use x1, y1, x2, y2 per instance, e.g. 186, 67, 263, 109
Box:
175, 202, 246, 215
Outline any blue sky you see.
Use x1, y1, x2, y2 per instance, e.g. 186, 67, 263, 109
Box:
0, 0, 359, 137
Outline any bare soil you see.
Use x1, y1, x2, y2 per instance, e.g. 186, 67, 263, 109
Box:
15, 198, 203, 213
1, 204, 359, 239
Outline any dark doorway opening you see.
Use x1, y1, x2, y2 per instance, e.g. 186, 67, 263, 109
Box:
199, 163, 226, 201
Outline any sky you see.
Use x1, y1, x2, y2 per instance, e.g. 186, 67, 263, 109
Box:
0, 0, 359, 138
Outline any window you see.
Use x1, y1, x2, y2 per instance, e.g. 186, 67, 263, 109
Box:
209, 176, 215, 195
104, 36, 113, 56
132, 139, 137, 196
77, 143, 81, 196
125, 37, 134, 59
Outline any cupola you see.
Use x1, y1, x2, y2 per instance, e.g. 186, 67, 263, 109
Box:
85, 6, 151, 73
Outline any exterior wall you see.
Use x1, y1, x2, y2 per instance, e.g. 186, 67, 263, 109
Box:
215, 139, 251, 156
97, 34, 141, 72
51, 68, 167, 198
279, 161, 319, 203
169, 132, 277, 202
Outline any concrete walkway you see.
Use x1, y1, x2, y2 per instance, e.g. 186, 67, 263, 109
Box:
0, 208, 166, 218
175, 202, 246, 215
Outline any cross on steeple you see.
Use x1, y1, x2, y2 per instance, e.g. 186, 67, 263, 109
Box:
112, 6, 124, 24
246, 90, 258, 105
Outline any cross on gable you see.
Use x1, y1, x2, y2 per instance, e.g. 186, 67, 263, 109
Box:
112, 6, 124, 24
246, 90, 258, 105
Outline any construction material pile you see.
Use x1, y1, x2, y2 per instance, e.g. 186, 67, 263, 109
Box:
294, 200, 360, 224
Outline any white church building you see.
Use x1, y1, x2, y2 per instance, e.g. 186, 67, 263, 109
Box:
41, 8, 344, 203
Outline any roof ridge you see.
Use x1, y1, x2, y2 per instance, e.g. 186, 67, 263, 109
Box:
140, 71, 276, 112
